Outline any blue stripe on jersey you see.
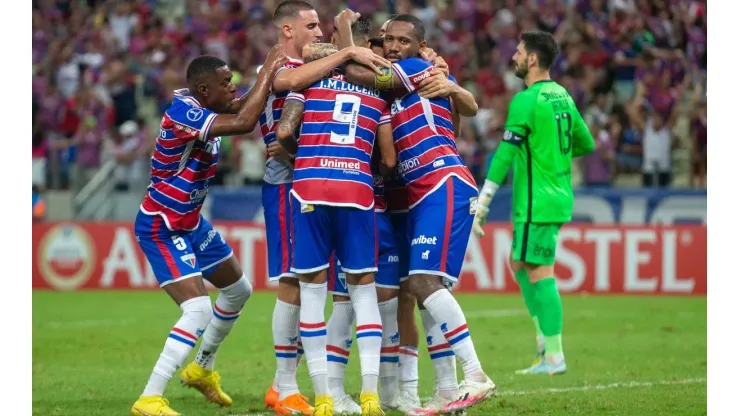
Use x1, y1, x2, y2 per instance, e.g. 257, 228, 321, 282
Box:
152, 158, 179, 171
392, 111, 455, 138
296, 144, 370, 161
148, 188, 197, 214
154, 142, 187, 156
404, 154, 466, 183
397, 137, 458, 163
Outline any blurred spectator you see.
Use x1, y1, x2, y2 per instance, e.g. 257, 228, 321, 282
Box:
627, 82, 675, 188
238, 133, 267, 186
33, 186, 46, 223
581, 121, 615, 187
32, 0, 707, 191
690, 90, 707, 188
109, 119, 148, 192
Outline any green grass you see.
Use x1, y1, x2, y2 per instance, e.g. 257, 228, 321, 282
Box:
32, 292, 707, 415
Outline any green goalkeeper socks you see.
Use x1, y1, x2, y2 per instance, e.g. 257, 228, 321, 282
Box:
515, 269, 545, 352
533, 277, 564, 363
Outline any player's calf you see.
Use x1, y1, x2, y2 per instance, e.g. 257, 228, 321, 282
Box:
346, 273, 383, 397
376, 289, 400, 404
137, 289, 213, 404
420, 306, 458, 401
396, 280, 421, 402
326, 295, 355, 401
298, 270, 331, 398
271, 278, 305, 404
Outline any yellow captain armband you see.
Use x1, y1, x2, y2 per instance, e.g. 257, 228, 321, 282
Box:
374, 67, 394, 90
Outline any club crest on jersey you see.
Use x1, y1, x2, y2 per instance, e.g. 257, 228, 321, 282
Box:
187, 108, 204, 122
180, 253, 196, 268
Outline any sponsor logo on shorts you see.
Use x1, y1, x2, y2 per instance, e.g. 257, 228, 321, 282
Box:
533, 244, 555, 258
421, 250, 430, 260
411, 235, 437, 245
180, 253, 196, 268
301, 203, 314, 213
199, 229, 219, 252
469, 197, 478, 215
387, 255, 399, 263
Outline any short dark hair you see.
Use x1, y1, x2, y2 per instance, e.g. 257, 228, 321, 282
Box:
389, 14, 425, 41
520, 29, 559, 70
186, 56, 228, 84
352, 15, 372, 39
272, 0, 314, 24
368, 36, 384, 49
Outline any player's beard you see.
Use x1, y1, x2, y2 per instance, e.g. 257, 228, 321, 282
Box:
514, 60, 528, 79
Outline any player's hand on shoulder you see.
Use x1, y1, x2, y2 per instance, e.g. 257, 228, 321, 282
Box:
264, 45, 287, 72
418, 68, 456, 99
418, 47, 438, 63
348, 46, 392, 75
268, 141, 294, 161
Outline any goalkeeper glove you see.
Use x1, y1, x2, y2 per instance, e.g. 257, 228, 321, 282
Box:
472, 180, 499, 238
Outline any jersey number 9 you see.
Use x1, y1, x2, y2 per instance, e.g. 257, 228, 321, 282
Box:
330, 94, 361, 145
554, 112, 572, 155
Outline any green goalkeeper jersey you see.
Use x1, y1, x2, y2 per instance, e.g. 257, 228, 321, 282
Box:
487, 80, 594, 223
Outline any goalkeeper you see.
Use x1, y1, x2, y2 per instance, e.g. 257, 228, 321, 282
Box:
473, 29, 594, 375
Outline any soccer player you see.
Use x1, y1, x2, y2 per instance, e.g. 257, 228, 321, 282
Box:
260, 2, 391, 414
130, 48, 286, 416
472, 29, 594, 376
275, 16, 395, 416
306, 18, 401, 414
338, 14, 497, 413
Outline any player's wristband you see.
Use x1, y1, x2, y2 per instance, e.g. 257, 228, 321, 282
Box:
478, 179, 499, 209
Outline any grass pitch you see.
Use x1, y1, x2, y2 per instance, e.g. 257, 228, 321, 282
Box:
32, 291, 706, 415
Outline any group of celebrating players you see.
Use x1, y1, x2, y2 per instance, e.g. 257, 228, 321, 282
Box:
129, 1, 593, 416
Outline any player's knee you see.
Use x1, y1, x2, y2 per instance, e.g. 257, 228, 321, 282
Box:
223, 275, 252, 303
278, 278, 301, 304
510, 258, 524, 273
333, 294, 351, 303
376, 287, 398, 303
408, 274, 443, 303
525, 263, 554, 283
181, 295, 214, 328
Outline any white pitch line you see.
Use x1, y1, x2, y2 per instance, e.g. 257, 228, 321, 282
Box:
463, 309, 527, 319
419, 377, 706, 402
45, 318, 137, 329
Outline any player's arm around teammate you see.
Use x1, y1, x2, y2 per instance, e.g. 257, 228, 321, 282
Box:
130, 50, 289, 416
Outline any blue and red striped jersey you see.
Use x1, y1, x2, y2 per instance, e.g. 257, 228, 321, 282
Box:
259, 58, 304, 185
390, 57, 477, 208
140, 89, 220, 231
288, 74, 390, 210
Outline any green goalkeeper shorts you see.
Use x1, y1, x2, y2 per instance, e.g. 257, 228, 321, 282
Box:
511, 222, 563, 266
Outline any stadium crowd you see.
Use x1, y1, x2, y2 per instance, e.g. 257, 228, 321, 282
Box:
32, 0, 707, 193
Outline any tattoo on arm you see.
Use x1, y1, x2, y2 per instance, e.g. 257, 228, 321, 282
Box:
276, 100, 305, 151
304, 43, 339, 63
